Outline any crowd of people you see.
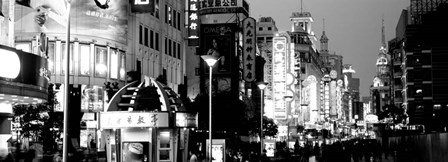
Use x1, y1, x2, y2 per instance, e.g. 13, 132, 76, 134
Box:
188, 138, 397, 162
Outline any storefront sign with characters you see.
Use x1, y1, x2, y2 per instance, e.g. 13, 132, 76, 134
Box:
100, 112, 169, 129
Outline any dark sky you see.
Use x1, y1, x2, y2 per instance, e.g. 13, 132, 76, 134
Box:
247, 0, 409, 98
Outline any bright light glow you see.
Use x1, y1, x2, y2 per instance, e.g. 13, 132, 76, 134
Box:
201, 55, 220, 67
257, 82, 269, 90
0, 49, 20, 79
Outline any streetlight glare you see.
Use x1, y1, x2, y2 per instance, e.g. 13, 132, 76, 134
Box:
201, 55, 221, 67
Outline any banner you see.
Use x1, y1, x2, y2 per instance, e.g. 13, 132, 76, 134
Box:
201, 24, 236, 74
242, 17, 256, 82
15, 0, 128, 44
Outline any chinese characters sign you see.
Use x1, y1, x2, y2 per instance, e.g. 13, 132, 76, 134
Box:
188, 0, 199, 46
242, 17, 256, 82
272, 36, 287, 120
99, 112, 169, 129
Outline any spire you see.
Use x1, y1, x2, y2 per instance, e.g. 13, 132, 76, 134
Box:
320, 18, 329, 53
380, 15, 387, 54
381, 15, 386, 48
300, 0, 303, 13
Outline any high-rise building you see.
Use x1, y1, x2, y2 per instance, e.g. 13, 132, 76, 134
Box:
389, 1, 448, 132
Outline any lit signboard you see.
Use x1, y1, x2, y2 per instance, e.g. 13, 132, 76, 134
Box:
99, 112, 169, 129
272, 36, 287, 120
130, 0, 154, 13
242, 17, 256, 82
0, 49, 20, 79
188, 0, 199, 46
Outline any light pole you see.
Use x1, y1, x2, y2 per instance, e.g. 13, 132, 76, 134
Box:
256, 82, 268, 156
284, 96, 293, 141
63, 1, 71, 162
201, 55, 220, 162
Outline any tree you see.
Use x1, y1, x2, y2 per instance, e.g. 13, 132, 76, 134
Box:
378, 104, 407, 124
263, 116, 278, 138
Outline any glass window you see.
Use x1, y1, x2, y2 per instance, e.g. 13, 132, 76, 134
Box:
79, 45, 90, 75
172, 9, 176, 28
110, 49, 118, 79
95, 46, 108, 77
259, 27, 263, 31
48, 43, 55, 74
150, 30, 154, 49
165, 5, 168, 23
155, 0, 159, 18
168, 39, 172, 56
61, 43, 74, 75
173, 42, 176, 58
139, 25, 143, 44
119, 52, 126, 80
165, 37, 168, 54
268, 27, 272, 30
144, 27, 149, 46
155, 33, 159, 51
177, 12, 181, 30
177, 43, 181, 59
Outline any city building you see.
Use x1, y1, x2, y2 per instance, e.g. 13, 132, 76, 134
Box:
13, 0, 190, 161
389, 1, 448, 132
343, 64, 360, 123
256, 17, 278, 119
0, 0, 48, 156
370, 19, 392, 117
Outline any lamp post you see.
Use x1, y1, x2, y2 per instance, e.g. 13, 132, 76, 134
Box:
284, 96, 293, 141
201, 55, 220, 162
256, 81, 268, 156
63, 1, 71, 162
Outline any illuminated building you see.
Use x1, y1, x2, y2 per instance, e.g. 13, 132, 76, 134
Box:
13, 0, 189, 161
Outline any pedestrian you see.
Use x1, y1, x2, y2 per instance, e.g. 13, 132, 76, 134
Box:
189, 151, 198, 162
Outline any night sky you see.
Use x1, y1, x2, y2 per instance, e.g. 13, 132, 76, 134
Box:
247, 0, 409, 98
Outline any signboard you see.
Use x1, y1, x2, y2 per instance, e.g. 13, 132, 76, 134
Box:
201, 24, 236, 74
175, 112, 198, 128
365, 114, 378, 123
0, 49, 20, 79
99, 112, 169, 129
15, 0, 128, 44
130, 0, 154, 13
188, 0, 199, 46
197, 0, 248, 16
242, 17, 256, 82
272, 37, 287, 120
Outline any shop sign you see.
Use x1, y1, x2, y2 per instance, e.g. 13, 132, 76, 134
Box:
0, 49, 20, 79
188, 0, 199, 46
100, 112, 169, 129
175, 112, 198, 128
242, 17, 256, 82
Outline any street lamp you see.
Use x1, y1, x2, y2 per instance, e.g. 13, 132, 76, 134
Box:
256, 81, 268, 156
284, 96, 293, 141
201, 55, 221, 162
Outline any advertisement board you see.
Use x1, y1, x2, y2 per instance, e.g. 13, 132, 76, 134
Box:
187, 0, 199, 46
201, 24, 236, 75
272, 37, 287, 120
15, 0, 128, 44
206, 139, 226, 162
81, 85, 105, 112
175, 112, 198, 128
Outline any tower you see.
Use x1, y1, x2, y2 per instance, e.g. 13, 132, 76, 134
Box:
320, 19, 329, 53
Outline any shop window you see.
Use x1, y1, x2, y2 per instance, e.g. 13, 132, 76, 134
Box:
158, 131, 172, 161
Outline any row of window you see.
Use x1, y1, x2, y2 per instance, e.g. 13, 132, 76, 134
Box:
258, 26, 273, 31
139, 25, 160, 51
165, 5, 181, 30
165, 38, 181, 59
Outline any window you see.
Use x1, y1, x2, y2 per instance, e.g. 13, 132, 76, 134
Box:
79, 45, 90, 75
268, 27, 272, 31
257, 37, 264, 44
150, 30, 154, 49
172, 9, 176, 28
266, 37, 273, 43
139, 25, 143, 44
155, 0, 160, 18
177, 43, 181, 59
177, 12, 181, 30
416, 89, 422, 95
173, 42, 176, 58
168, 6, 172, 25
165, 37, 168, 54
144, 27, 149, 46
165, 5, 168, 23
259, 27, 263, 31
155, 33, 159, 51
168, 39, 172, 56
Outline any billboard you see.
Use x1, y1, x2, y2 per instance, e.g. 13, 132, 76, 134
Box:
15, 0, 128, 44
272, 36, 287, 120
81, 85, 105, 112
201, 24, 236, 74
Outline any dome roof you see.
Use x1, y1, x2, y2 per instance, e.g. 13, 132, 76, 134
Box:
105, 77, 185, 112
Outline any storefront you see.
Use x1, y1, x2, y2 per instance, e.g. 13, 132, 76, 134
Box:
0, 45, 48, 156
100, 76, 197, 162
